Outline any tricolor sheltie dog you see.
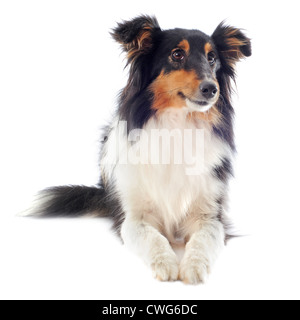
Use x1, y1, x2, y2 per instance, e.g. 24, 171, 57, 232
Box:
30, 16, 251, 284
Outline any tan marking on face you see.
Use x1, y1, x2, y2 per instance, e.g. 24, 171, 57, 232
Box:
177, 39, 190, 55
150, 70, 201, 111
204, 42, 213, 55
151, 70, 222, 124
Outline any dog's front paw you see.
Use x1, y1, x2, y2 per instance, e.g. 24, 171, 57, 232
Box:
179, 256, 210, 285
151, 251, 179, 282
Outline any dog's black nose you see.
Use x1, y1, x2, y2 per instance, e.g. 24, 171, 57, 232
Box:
200, 81, 218, 100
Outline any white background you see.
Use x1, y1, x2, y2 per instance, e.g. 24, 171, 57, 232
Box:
1, 0, 300, 300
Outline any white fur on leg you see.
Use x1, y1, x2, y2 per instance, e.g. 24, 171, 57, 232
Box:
180, 221, 225, 284
121, 218, 179, 281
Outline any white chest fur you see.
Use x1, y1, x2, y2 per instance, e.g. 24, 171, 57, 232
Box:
102, 108, 231, 238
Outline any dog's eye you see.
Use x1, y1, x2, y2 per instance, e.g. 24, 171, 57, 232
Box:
172, 49, 186, 62
207, 51, 216, 66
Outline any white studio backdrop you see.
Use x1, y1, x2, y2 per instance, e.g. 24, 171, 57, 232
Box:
0, 0, 300, 300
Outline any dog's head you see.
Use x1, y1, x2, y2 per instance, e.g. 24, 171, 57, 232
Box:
112, 15, 251, 115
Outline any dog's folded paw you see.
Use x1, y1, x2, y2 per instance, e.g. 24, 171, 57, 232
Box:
179, 257, 210, 285
151, 252, 179, 282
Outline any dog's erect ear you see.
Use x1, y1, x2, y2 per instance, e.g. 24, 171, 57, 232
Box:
111, 15, 161, 63
212, 22, 251, 68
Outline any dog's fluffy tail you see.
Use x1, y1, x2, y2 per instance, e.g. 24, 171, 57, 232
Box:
28, 185, 109, 218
